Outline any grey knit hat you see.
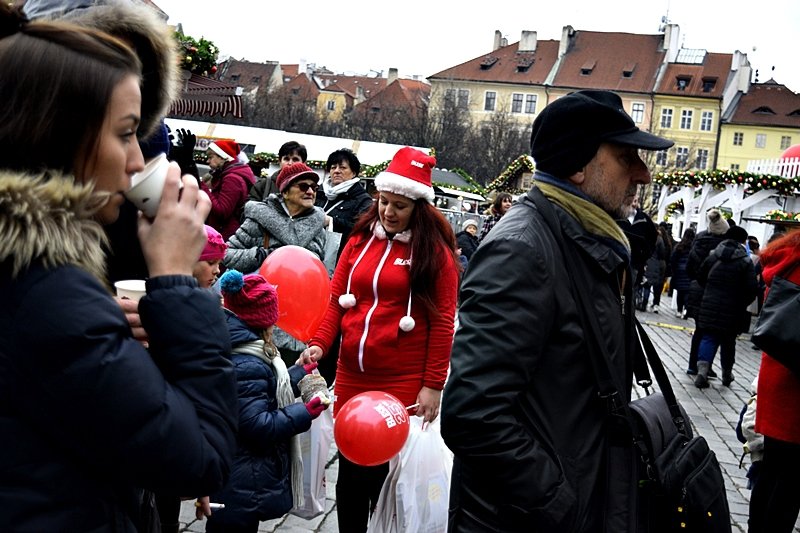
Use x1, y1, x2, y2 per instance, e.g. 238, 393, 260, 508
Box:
706, 209, 730, 235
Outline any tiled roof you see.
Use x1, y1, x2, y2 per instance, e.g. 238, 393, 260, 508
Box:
216, 59, 278, 92
655, 52, 732, 98
429, 39, 559, 85
283, 73, 319, 100
552, 31, 665, 93
354, 79, 430, 118
729, 80, 800, 128
316, 75, 387, 99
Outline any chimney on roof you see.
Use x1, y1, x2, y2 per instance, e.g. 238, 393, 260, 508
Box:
558, 25, 575, 57
299, 58, 307, 75
388, 67, 398, 85
662, 24, 680, 62
493, 30, 503, 51
356, 85, 365, 103
519, 31, 537, 53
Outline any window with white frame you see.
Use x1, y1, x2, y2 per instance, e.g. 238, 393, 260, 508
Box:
457, 89, 469, 109
511, 93, 523, 113
680, 109, 693, 130
525, 94, 538, 114
700, 111, 713, 132
484, 91, 496, 111
781, 136, 792, 150
733, 132, 743, 146
631, 103, 645, 123
676, 147, 689, 168
655, 150, 668, 166
660, 108, 673, 128
730, 163, 740, 171
755, 133, 767, 148
444, 88, 456, 105
696, 149, 709, 169
326, 100, 335, 111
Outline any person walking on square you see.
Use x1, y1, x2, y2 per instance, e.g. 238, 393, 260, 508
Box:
297, 146, 459, 532
441, 90, 673, 532
641, 225, 669, 313
685, 208, 730, 376
202, 139, 256, 240
478, 191, 512, 241
748, 229, 800, 533
693, 225, 759, 388
670, 228, 695, 318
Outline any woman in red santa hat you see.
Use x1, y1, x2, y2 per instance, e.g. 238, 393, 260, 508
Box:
203, 139, 256, 240
298, 146, 460, 532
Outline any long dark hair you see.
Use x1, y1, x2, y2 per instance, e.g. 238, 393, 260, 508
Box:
0, 5, 142, 176
674, 228, 696, 254
351, 198, 458, 313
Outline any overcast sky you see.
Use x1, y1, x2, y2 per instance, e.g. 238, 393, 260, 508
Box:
155, 0, 799, 93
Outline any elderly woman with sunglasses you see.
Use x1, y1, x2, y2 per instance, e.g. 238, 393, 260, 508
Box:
225, 163, 329, 362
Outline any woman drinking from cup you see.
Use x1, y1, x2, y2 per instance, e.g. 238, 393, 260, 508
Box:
0, 6, 238, 529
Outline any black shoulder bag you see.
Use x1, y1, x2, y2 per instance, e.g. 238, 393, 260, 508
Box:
751, 263, 800, 376
531, 188, 731, 533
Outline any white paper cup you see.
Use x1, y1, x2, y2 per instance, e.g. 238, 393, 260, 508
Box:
125, 153, 170, 218
114, 279, 147, 302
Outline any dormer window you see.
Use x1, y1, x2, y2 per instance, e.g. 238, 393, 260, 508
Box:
230, 74, 240, 82
676, 76, 691, 91
251, 76, 261, 83
753, 106, 776, 115
480, 55, 498, 70
516, 53, 534, 73
622, 62, 636, 78
580, 60, 596, 76
701, 77, 717, 92
790, 109, 800, 117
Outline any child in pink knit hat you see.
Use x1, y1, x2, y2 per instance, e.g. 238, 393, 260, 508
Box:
192, 225, 227, 288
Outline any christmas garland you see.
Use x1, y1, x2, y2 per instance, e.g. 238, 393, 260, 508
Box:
653, 169, 800, 196
485, 154, 535, 194
765, 209, 800, 222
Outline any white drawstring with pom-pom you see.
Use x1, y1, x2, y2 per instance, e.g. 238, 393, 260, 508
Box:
399, 253, 415, 331
338, 235, 376, 309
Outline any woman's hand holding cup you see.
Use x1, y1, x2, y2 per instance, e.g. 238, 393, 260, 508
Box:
138, 162, 211, 278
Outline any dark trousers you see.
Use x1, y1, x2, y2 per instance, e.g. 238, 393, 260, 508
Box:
675, 289, 689, 313
155, 493, 181, 533
749, 436, 800, 532
651, 281, 665, 306
688, 327, 704, 371
698, 331, 736, 370
206, 518, 259, 533
336, 453, 390, 532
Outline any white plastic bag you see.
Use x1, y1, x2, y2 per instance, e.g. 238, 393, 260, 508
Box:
367, 417, 453, 533
289, 405, 334, 519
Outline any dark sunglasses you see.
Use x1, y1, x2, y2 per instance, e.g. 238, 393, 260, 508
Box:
295, 182, 319, 193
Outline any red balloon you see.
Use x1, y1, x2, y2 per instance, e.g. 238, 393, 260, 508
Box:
780, 144, 800, 160
258, 245, 330, 342
334, 391, 411, 466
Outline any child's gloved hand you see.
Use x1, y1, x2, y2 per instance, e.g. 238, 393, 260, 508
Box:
305, 396, 327, 419
303, 362, 318, 374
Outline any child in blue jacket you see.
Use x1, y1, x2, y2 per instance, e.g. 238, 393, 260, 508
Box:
199, 270, 328, 532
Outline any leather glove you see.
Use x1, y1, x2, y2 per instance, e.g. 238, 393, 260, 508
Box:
305, 396, 326, 419
303, 362, 318, 374
255, 247, 268, 265
177, 128, 196, 152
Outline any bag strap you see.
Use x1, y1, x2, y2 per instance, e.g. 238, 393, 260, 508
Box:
530, 187, 688, 437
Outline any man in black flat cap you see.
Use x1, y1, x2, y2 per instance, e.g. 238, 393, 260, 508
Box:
442, 90, 673, 532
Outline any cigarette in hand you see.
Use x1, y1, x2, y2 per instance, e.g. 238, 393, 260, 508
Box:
195, 501, 225, 510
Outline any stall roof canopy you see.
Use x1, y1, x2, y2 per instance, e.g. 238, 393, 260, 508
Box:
169, 74, 243, 118
435, 186, 485, 201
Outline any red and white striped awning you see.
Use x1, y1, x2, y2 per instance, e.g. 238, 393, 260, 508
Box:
169, 73, 243, 118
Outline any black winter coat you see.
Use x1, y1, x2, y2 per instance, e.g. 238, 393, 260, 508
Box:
209, 311, 312, 526
442, 187, 635, 532
697, 240, 759, 334
315, 183, 373, 259
669, 248, 692, 292
685, 231, 726, 319
455, 230, 480, 260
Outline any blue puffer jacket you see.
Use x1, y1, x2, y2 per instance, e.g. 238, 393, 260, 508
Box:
208, 311, 313, 526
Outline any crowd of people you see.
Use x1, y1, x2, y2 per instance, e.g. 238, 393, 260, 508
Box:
1, 2, 798, 532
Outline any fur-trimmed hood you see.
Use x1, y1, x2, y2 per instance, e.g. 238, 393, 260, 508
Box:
23, 0, 180, 140
0, 172, 108, 282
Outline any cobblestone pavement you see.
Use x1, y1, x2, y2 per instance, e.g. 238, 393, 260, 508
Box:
178, 305, 800, 532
